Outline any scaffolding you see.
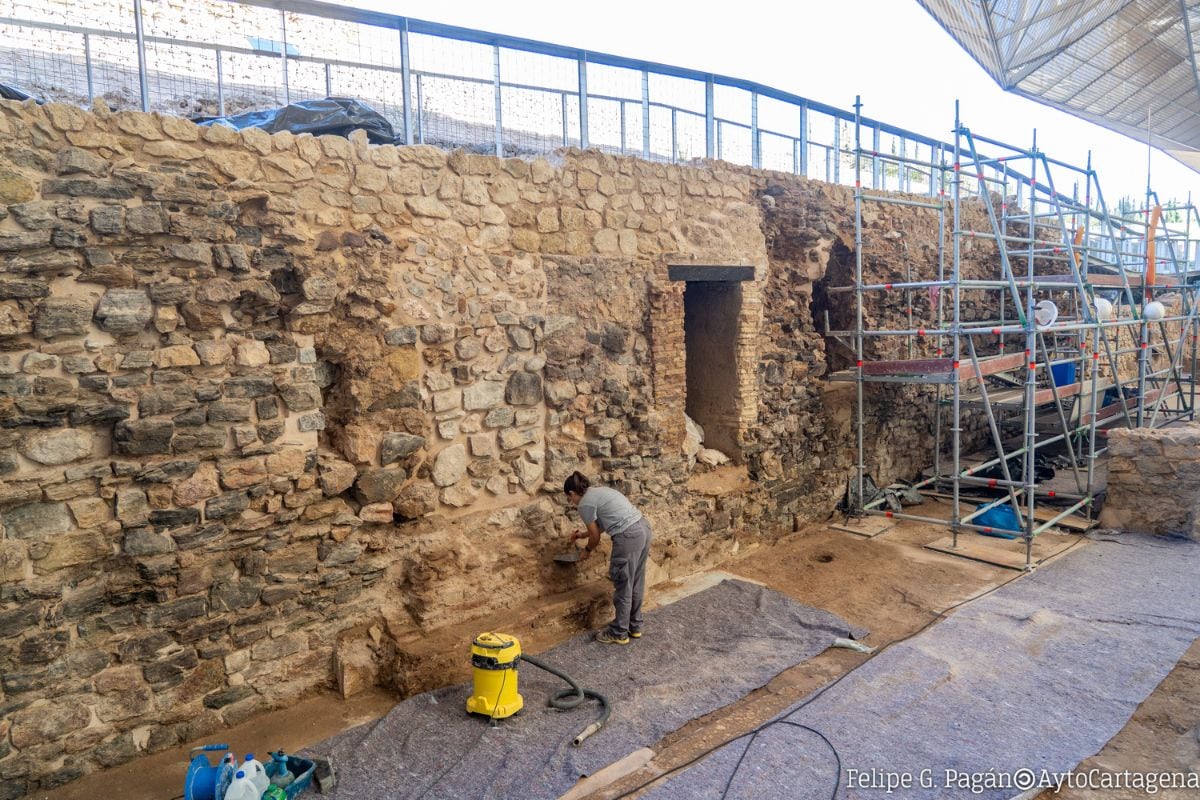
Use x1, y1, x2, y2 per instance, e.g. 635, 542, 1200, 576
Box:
830, 98, 1200, 569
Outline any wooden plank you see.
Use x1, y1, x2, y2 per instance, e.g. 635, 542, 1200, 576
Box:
860, 351, 1025, 379
955, 351, 1028, 380
959, 382, 1082, 407
1030, 506, 1097, 532
1082, 382, 1178, 424
830, 517, 895, 538
925, 530, 1078, 570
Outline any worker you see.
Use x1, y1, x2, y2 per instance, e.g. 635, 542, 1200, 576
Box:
564, 471, 652, 645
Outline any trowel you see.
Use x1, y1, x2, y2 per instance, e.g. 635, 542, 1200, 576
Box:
553, 549, 581, 564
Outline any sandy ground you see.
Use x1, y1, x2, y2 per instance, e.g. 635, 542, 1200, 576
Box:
37, 513, 1199, 800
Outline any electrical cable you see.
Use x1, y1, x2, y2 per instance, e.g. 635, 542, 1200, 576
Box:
613, 533, 1089, 800
411, 664, 509, 800
520, 653, 611, 746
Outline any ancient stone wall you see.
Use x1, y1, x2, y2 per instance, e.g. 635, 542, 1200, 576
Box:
0, 99, 998, 794
1100, 423, 1200, 538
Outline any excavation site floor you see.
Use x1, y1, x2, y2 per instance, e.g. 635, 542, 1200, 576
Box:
302, 579, 864, 799
41, 521, 1200, 800
636, 532, 1200, 800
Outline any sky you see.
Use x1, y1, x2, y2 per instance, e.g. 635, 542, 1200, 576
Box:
347, 0, 1197, 208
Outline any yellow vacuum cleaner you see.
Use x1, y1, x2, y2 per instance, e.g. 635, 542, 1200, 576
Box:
466, 632, 610, 746
466, 632, 524, 719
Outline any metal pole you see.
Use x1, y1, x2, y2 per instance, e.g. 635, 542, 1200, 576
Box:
324, 62, 332, 98
872, 124, 881, 189
562, 93, 569, 147
416, 74, 424, 144
705, 75, 714, 160
399, 19, 413, 145
834, 118, 841, 184
853, 95, 866, 516
132, 0, 150, 112
620, 102, 627, 154
1023, 128, 1038, 571
671, 108, 678, 162
578, 52, 589, 150
951, 101, 963, 548
279, 8, 290, 105
751, 90, 760, 169
799, 101, 808, 177
215, 48, 225, 117
493, 44, 503, 158
641, 68, 650, 159
83, 33, 94, 104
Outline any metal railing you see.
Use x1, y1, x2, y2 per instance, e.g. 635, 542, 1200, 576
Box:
0, 0, 966, 194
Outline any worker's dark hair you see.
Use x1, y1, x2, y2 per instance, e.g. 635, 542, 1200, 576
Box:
563, 471, 590, 496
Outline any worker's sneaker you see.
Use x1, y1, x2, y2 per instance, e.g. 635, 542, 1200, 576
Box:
628, 628, 642, 639
595, 628, 629, 645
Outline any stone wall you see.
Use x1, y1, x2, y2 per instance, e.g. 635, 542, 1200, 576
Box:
0, 99, 1000, 795
1100, 423, 1200, 538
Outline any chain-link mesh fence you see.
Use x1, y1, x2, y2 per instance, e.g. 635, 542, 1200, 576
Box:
0, 0, 991, 195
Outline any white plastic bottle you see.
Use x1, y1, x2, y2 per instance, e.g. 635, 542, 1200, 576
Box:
215, 753, 238, 800
242, 753, 270, 794
223, 770, 259, 800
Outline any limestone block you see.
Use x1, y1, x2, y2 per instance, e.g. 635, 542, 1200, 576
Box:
19, 430, 92, 471
432, 444, 468, 487
154, 345, 200, 368
463, 381, 505, 411
441, 484, 478, 507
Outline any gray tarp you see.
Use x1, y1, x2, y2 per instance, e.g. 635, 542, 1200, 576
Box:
650, 533, 1200, 799
305, 579, 864, 799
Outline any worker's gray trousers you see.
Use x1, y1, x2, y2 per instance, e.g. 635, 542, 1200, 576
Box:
608, 518, 652, 637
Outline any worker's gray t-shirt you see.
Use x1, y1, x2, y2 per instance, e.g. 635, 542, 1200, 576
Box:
578, 486, 642, 537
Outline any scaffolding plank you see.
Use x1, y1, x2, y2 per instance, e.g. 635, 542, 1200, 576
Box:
1083, 383, 1179, 424
860, 352, 1025, 380
959, 382, 1082, 407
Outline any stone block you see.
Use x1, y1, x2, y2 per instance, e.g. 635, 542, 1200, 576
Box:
34, 297, 93, 338
354, 468, 407, 504
431, 443, 468, 487
114, 419, 174, 455
19, 428, 92, 465
3, 502, 71, 539
94, 289, 152, 336
505, 372, 543, 406
34, 531, 109, 572
380, 433, 425, 466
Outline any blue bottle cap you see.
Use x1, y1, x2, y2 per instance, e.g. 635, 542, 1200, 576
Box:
235, 770, 246, 779
245, 753, 254, 760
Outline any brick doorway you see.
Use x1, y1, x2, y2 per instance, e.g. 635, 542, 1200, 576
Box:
668, 266, 759, 465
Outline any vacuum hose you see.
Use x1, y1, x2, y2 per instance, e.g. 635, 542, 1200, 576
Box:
519, 654, 611, 746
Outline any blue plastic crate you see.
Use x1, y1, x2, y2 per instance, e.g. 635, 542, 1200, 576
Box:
266, 753, 315, 799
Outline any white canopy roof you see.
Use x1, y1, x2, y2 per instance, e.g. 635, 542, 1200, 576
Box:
919, 0, 1200, 171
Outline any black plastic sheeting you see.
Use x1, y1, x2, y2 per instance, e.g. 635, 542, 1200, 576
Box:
193, 97, 396, 143
0, 83, 40, 102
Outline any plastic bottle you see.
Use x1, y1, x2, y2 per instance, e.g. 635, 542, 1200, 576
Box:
269, 751, 294, 789
215, 753, 237, 800
263, 786, 288, 800
222, 770, 259, 800
242, 753, 270, 794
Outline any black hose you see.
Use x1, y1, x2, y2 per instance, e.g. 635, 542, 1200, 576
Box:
519, 653, 611, 746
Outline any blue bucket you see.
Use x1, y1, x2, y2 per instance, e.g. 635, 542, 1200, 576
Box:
974, 503, 1021, 539
1049, 360, 1076, 387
